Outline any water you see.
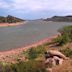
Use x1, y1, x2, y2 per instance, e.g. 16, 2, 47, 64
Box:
0, 20, 72, 51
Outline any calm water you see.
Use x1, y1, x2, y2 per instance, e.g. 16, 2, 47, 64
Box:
0, 20, 72, 51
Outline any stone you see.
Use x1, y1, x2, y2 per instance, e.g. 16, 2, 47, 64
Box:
44, 50, 66, 70
53, 56, 63, 65
46, 68, 52, 72
47, 50, 67, 60
45, 58, 56, 67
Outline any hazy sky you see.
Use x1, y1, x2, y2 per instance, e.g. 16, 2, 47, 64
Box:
0, 0, 72, 19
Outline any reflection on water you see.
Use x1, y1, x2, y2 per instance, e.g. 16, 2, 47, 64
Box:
0, 21, 72, 51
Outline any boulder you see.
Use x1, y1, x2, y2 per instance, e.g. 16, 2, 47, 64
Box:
45, 58, 56, 67
47, 50, 67, 60
53, 56, 63, 65
44, 50, 67, 70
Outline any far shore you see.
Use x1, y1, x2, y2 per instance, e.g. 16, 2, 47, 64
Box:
0, 21, 26, 27
0, 34, 59, 63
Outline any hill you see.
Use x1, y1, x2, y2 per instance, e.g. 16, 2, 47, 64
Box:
44, 15, 72, 22
0, 15, 25, 23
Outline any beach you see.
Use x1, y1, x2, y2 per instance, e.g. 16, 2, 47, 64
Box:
0, 22, 25, 27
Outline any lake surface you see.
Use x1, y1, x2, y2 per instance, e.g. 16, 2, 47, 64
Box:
0, 20, 72, 51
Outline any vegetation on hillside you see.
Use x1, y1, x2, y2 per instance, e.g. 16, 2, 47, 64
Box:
58, 25, 72, 42
45, 15, 72, 22
0, 15, 24, 23
0, 61, 46, 72
53, 25, 72, 46
23, 45, 46, 60
60, 48, 72, 58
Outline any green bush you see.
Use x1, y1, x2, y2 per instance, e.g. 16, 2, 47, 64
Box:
0, 61, 47, 72
23, 46, 45, 60
53, 25, 72, 46
35, 45, 45, 54
54, 34, 69, 46
3, 65, 13, 72
58, 25, 72, 42
60, 48, 72, 58
11, 61, 46, 72
25, 47, 38, 60
0, 62, 13, 72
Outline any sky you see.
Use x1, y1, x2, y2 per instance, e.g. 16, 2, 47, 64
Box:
0, 0, 72, 19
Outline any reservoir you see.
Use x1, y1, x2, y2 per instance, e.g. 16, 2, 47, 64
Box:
0, 20, 72, 51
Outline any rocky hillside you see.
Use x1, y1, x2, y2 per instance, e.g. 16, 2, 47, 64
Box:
44, 15, 72, 22
0, 15, 25, 23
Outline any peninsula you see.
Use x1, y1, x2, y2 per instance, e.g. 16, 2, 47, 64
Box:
0, 15, 25, 27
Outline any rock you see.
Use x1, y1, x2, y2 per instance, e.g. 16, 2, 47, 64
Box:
45, 58, 56, 67
47, 50, 67, 60
53, 56, 63, 65
46, 68, 52, 72
44, 50, 67, 69
59, 58, 63, 65
44, 52, 51, 59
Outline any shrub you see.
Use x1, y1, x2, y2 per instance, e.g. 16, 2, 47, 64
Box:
11, 61, 46, 72
3, 65, 13, 72
25, 47, 38, 60
53, 34, 69, 46
0, 62, 13, 72
60, 48, 72, 58
0, 61, 47, 72
35, 45, 46, 54
23, 46, 45, 60
58, 25, 72, 42
53, 25, 72, 46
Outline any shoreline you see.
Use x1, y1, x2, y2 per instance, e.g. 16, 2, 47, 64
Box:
0, 34, 59, 52
0, 34, 59, 63
0, 21, 26, 27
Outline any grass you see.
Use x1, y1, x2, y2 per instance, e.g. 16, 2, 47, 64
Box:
60, 47, 72, 58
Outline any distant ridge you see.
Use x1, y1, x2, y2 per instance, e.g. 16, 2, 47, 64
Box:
0, 15, 25, 23
44, 15, 72, 22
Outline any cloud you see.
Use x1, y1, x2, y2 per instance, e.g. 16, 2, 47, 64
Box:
0, 0, 9, 8
11, 0, 72, 11
1, 0, 72, 12
0, 0, 72, 19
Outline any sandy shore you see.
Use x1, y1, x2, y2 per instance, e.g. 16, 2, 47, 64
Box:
0, 22, 25, 27
0, 34, 59, 63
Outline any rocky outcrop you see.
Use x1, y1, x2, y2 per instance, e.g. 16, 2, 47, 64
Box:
44, 50, 67, 72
